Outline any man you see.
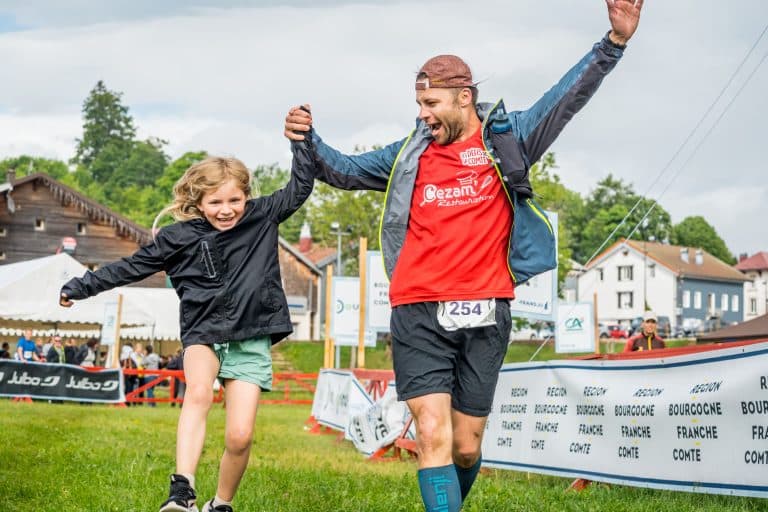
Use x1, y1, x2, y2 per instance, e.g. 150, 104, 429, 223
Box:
15, 329, 40, 363
285, 2, 643, 510
46, 335, 65, 363
624, 310, 666, 352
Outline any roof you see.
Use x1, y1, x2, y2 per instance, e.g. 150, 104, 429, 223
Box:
735, 251, 768, 272
293, 244, 338, 268
2, 173, 152, 244
586, 239, 749, 283
278, 237, 321, 275
697, 313, 768, 343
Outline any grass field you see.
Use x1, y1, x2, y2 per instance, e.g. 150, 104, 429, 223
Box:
2, 339, 764, 511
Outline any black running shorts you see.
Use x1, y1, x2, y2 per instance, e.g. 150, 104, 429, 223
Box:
390, 300, 512, 417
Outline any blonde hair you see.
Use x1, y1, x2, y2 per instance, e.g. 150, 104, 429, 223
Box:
152, 157, 252, 234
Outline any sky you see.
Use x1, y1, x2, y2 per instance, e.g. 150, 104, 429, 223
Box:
0, 1, 766, 257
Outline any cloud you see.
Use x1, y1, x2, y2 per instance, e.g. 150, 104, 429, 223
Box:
0, 0, 767, 256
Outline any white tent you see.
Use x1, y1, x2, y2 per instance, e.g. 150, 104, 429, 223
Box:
0, 254, 180, 341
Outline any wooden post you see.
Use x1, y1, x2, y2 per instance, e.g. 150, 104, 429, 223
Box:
109, 294, 123, 369
324, 266, 334, 369
357, 238, 368, 369
593, 292, 600, 355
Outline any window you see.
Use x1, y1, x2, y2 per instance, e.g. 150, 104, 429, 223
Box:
708, 293, 716, 312
648, 264, 656, 278
721, 293, 729, 312
618, 265, 634, 282
0, 226, 6, 237
0, 251, 5, 261
617, 291, 634, 309
683, 290, 691, 308
597, 268, 604, 281
694, 291, 702, 309
750, 298, 758, 315
732, 295, 739, 312
34, 218, 45, 231
77, 223, 87, 235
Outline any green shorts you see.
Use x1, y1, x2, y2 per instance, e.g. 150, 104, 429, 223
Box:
213, 337, 273, 391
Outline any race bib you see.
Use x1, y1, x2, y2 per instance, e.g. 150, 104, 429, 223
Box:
436, 299, 496, 331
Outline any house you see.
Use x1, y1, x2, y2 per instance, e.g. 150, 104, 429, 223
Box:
735, 251, 768, 321
0, 170, 165, 288
1, 171, 322, 340
577, 239, 749, 332
293, 222, 338, 333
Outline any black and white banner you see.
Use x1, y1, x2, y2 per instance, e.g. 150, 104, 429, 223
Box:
0, 360, 125, 403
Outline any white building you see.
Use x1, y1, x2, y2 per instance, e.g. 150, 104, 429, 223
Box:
735, 251, 768, 321
577, 239, 748, 332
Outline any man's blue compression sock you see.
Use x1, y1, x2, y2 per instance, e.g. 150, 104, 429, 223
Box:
454, 456, 482, 500
417, 464, 462, 512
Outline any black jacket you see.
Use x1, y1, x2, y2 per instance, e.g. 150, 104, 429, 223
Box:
61, 140, 315, 347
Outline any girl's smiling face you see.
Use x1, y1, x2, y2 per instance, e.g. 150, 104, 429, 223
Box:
197, 179, 246, 231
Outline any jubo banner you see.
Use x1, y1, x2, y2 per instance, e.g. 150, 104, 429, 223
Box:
0, 360, 125, 403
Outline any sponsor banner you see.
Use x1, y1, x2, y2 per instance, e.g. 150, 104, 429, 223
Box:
100, 300, 119, 346
509, 212, 558, 321
311, 369, 374, 435
482, 342, 768, 498
0, 360, 125, 403
347, 383, 414, 456
366, 251, 391, 332
332, 277, 376, 347
555, 302, 595, 353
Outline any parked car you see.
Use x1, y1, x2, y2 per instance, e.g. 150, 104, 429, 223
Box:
599, 323, 628, 339
656, 315, 672, 338
510, 322, 555, 341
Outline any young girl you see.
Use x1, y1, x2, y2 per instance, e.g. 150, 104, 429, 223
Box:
59, 137, 315, 512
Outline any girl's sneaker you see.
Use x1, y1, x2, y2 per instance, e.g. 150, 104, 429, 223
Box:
202, 500, 233, 512
159, 474, 198, 512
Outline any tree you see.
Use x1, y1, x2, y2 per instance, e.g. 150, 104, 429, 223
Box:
572, 174, 673, 263
672, 216, 735, 264
72, 80, 136, 171
0, 156, 69, 181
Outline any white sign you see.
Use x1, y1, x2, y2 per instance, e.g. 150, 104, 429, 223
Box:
332, 277, 376, 347
509, 212, 558, 321
311, 369, 373, 434
100, 301, 119, 346
347, 385, 413, 456
555, 302, 595, 353
366, 251, 391, 332
482, 342, 768, 498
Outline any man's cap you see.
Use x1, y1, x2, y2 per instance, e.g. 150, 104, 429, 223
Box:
643, 310, 657, 322
416, 55, 474, 91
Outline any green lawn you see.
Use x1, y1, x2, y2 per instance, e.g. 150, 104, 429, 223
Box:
0, 401, 764, 512
2, 338, 761, 511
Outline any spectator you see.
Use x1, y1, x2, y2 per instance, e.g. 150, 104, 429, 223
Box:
15, 329, 40, 362
0, 342, 10, 359
64, 338, 78, 364
46, 335, 65, 363
131, 343, 146, 402
41, 337, 54, 359
624, 311, 666, 352
143, 345, 161, 406
76, 338, 99, 367
165, 348, 185, 407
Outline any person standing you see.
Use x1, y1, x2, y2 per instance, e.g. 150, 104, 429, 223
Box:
46, 335, 65, 364
60, 136, 315, 512
624, 310, 666, 352
15, 329, 40, 362
283, 2, 643, 510
144, 344, 162, 406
